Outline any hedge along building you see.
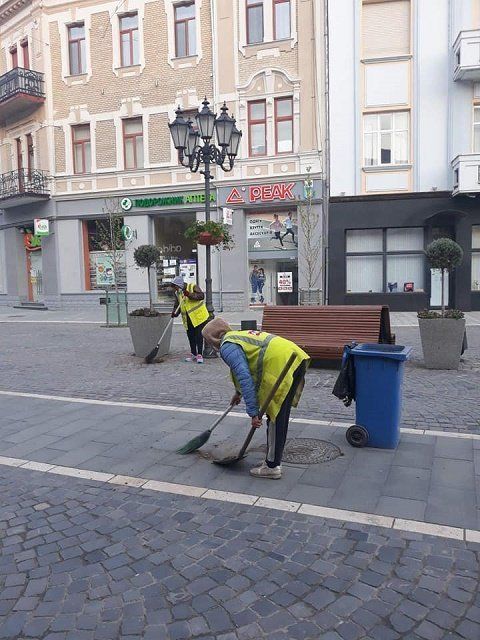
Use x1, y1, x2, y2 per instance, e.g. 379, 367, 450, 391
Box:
0, 0, 324, 310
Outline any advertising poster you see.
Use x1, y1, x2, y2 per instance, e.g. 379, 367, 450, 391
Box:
247, 213, 297, 252
277, 271, 293, 293
223, 207, 233, 226
95, 255, 115, 286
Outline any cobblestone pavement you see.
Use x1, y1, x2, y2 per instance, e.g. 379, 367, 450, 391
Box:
1, 465, 479, 640
0, 323, 479, 432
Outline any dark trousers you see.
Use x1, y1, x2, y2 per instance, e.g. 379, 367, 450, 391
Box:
274, 231, 284, 246
282, 228, 295, 243
186, 316, 206, 356
266, 363, 306, 467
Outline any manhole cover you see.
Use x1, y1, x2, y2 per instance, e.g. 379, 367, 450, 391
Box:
254, 438, 343, 465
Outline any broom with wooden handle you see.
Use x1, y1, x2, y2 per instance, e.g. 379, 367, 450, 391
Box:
213, 352, 298, 466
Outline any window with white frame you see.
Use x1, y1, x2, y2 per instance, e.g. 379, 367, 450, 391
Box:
175, 2, 196, 57
274, 97, 293, 153
119, 13, 139, 67
68, 23, 86, 75
346, 227, 425, 294
247, 0, 264, 44
363, 111, 409, 167
248, 100, 267, 156
273, 0, 291, 40
474, 106, 480, 153
473, 225, 480, 291
123, 118, 144, 169
72, 124, 91, 174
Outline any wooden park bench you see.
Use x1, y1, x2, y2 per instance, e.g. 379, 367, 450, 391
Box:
261, 305, 395, 361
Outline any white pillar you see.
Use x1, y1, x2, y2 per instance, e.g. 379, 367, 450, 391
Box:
124, 215, 152, 300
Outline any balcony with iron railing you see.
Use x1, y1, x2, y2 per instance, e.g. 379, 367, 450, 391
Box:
0, 67, 45, 122
0, 168, 50, 207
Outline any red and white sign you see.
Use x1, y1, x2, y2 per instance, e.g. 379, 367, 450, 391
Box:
277, 272, 293, 293
225, 182, 296, 205
225, 187, 245, 205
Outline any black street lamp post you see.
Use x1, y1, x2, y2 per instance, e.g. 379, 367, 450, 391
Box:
168, 99, 242, 357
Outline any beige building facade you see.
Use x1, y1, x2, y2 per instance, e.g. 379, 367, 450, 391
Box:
0, 0, 323, 310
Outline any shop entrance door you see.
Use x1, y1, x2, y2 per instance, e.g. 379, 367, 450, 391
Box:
248, 259, 298, 306
27, 250, 43, 302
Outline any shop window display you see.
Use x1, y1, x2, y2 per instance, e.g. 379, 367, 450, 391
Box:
247, 211, 298, 305
346, 227, 425, 294
154, 213, 198, 303
85, 219, 126, 290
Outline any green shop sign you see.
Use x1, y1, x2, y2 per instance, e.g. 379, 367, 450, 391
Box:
120, 193, 215, 212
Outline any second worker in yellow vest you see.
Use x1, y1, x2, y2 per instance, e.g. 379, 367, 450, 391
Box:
202, 317, 310, 479
171, 276, 210, 364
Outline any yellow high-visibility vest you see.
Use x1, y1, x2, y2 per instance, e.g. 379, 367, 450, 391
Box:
221, 330, 310, 421
177, 283, 209, 329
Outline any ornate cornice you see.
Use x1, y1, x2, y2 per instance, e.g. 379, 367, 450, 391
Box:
0, 0, 32, 26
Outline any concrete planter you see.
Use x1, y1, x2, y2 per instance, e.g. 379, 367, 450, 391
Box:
127, 313, 173, 358
418, 318, 466, 370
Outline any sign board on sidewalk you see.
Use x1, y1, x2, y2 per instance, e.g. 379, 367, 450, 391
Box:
277, 271, 293, 293
34, 219, 49, 236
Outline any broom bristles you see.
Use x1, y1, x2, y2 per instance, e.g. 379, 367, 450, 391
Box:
176, 430, 210, 454
145, 345, 159, 364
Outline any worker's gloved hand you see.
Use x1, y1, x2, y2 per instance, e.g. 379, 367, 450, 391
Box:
183, 289, 190, 298
230, 392, 241, 406
251, 416, 262, 429
171, 312, 176, 318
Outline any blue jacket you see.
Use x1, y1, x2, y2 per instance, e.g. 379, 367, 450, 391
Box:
219, 342, 259, 417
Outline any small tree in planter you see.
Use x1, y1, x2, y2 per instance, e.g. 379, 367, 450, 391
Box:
132, 245, 161, 314
425, 238, 463, 316
184, 220, 234, 250
418, 238, 465, 369
128, 245, 173, 359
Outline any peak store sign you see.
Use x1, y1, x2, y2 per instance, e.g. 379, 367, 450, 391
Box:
225, 182, 296, 206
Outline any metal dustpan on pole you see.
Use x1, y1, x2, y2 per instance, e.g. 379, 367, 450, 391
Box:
212, 353, 297, 466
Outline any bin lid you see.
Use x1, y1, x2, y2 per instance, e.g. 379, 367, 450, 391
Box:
351, 343, 412, 361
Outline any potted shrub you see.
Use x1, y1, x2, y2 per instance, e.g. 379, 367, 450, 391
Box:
418, 238, 465, 370
127, 245, 173, 358
184, 220, 234, 250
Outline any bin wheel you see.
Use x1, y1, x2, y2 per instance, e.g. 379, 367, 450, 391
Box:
346, 425, 369, 448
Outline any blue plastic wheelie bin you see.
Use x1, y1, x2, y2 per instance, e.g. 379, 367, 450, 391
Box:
346, 343, 412, 449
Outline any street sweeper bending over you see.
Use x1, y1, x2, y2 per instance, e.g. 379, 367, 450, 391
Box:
202, 318, 310, 479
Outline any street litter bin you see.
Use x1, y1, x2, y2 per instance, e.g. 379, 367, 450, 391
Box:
105, 289, 128, 326
346, 343, 412, 449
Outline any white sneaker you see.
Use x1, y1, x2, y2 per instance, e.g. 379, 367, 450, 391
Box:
249, 461, 282, 479
185, 354, 196, 362
196, 355, 204, 364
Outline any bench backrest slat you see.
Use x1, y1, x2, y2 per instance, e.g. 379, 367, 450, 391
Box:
261, 305, 394, 360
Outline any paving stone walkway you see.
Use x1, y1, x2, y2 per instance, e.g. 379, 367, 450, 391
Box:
1, 394, 479, 531
0, 323, 479, 432
1, 465, 480, 640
